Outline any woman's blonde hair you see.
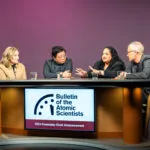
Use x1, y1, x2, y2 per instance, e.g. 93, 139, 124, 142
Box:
0, 46, 19, 68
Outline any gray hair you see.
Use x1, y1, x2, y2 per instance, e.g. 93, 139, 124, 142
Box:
128, 41, 144, 54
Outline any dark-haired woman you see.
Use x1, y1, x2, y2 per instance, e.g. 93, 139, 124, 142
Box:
76, 46, 125, 78
43, 46, 73, 78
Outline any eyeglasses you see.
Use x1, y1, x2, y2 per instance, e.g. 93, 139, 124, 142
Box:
127, 50, 137, 54
56, 55, 66, 59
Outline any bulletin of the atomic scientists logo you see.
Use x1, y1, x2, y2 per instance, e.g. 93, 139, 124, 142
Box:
25, 88, 95, 131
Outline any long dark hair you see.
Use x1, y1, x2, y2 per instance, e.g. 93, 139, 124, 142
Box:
102, 46, 125, 68
104, 46, 123, 63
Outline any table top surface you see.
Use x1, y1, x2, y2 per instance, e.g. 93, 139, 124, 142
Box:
0, 78, 150, 87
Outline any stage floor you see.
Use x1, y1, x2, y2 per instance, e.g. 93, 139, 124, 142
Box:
0, 134, 150, 150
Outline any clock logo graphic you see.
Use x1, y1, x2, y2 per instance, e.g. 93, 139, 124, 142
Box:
34, 94, 54, 116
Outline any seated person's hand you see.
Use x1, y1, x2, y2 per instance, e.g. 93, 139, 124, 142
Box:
75, 68, 87, 77
62, 70, 72, 78
114, 71, 126, 80
89, 66, 104, 75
